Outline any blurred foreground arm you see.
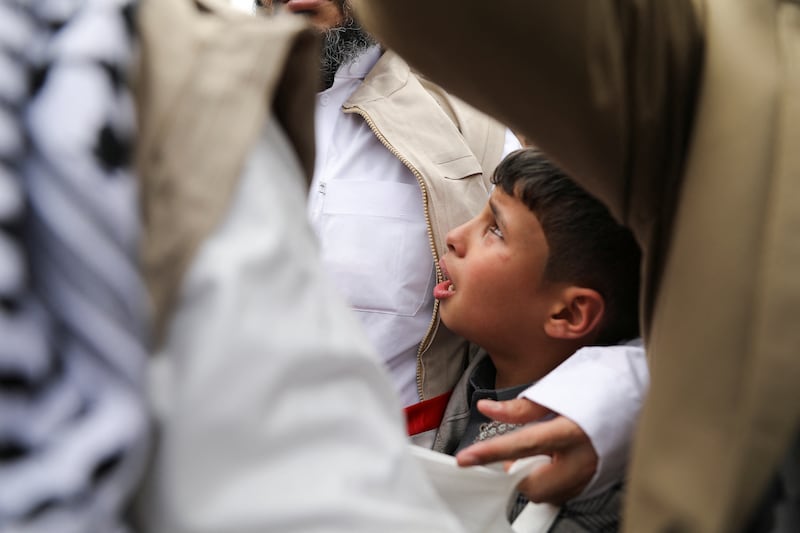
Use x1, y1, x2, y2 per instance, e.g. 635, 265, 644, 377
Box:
352, 0, 701, 231
140, 116, 465, 533
135, 1, 463, 531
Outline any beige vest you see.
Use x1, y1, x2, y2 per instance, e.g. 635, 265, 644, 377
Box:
136, 0, 318, 342
342, 51, 507, 400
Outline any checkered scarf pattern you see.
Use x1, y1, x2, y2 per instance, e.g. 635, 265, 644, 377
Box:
0, 0, 150, 530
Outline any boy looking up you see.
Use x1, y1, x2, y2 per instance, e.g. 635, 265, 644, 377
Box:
433, 148, 641, 529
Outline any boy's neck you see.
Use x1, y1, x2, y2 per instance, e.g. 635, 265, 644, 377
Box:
491, 338, 585, 390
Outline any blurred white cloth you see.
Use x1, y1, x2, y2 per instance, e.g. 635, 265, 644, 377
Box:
410, 445, 559, 533
142, 117, 465, 533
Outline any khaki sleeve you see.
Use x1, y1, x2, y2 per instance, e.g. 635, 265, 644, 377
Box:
353, 0, 703, 235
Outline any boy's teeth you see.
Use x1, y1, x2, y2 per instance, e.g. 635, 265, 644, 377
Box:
448, 284, 456, 292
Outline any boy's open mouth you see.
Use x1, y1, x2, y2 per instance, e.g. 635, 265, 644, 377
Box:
433, 279, 456, 299
433, 259, 456, 299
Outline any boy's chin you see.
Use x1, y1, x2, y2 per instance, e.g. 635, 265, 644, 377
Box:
439, 310, 470, 340
438, 308, 455, 331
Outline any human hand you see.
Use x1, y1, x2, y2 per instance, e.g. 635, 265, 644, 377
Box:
455, 398, 598, 504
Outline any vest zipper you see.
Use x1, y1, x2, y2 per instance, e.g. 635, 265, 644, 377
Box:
345, 105, 440, 402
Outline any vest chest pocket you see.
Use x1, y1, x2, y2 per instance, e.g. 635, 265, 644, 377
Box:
316, 180, 433, 317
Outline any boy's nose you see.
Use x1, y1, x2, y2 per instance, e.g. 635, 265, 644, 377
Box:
445, 221, 468, 257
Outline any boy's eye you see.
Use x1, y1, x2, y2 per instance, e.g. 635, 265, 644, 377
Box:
487, 223, 504, 239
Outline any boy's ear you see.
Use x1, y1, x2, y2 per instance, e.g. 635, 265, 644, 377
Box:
544, 287, 605, 340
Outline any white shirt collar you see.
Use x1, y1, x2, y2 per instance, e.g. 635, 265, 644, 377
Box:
331, 45, 383, 82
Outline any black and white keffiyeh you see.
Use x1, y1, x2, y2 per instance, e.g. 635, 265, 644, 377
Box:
0, 0, 150, 531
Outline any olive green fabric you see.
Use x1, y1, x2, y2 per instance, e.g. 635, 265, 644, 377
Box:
352, 0, 800, 531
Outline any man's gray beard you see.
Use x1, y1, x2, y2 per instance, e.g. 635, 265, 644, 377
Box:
319, 19, 376, 90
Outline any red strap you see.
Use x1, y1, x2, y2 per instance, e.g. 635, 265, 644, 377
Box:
404, 390, 453, 436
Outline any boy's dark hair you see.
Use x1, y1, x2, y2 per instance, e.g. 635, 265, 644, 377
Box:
491, 148, 641, 345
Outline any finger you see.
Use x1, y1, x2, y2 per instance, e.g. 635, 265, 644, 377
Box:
456, 416, 585, 466
516, 462, 574, 504
456, 430, 541, 467
475, 397, 551, 424
515, 441, 598, 504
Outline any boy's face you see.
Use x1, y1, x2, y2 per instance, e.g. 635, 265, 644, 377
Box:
435, 186, 562, 354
